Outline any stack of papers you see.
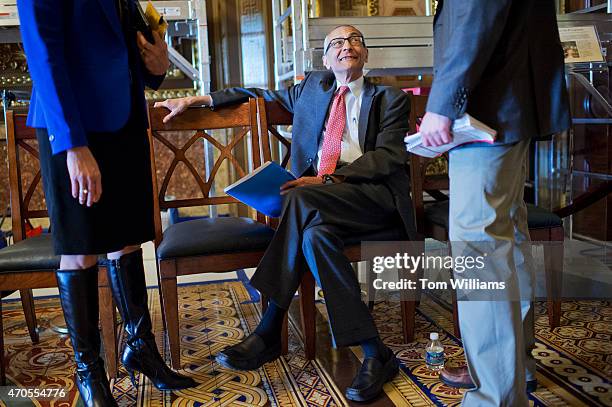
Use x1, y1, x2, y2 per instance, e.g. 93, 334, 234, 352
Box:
405, 114, 497, 158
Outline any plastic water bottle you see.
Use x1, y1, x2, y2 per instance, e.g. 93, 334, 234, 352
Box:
425, 332, 445, 371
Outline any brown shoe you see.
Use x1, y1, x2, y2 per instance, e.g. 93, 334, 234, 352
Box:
440, 366, 476, 389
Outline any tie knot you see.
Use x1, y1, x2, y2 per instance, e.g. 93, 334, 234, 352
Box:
337, 86, 349, 96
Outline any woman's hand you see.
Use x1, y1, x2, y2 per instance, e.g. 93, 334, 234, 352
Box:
137, 31, 169, 76
66, 146, 102, 207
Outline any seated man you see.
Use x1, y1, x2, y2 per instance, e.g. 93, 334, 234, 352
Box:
156, 24, 416, 402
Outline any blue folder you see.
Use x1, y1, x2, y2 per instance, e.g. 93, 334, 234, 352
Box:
224, 161, 296, 218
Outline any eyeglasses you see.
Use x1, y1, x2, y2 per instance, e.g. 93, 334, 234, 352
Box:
324, 35, 366, 54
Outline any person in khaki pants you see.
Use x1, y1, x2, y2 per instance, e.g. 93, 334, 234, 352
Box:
419, 0, 570, 405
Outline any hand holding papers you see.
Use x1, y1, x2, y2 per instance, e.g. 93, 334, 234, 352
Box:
405, 114, 497, 158
224, 162, 296, 218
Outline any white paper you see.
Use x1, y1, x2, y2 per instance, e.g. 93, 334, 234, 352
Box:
559, 26, 604, 64
405, 114, 497, 158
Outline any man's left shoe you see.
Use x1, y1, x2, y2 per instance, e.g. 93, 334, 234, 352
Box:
345, 346, 399, 402
216, 333, 281, 371
107, 250, 197, 391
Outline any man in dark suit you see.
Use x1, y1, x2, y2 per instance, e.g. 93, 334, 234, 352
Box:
157, 25, 416, 402
419, 1, 570, 405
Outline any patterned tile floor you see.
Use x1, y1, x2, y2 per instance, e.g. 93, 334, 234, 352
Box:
0, 280, 610, 406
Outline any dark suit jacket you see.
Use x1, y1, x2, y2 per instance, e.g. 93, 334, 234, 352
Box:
18, 0, 164, 154
210, 71, 416, 238
427, 0, 571, 143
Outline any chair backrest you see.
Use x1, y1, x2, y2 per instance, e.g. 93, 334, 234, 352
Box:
5, 110, 47, 242
407, 94, 450, 234
257, 99, 293, 168
147, 99, 263, 245
255, 99, 294, 228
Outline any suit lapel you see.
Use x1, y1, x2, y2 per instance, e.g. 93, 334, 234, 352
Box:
358, 79, 375, 151
315, 75, 336, 144
97, 0, 124, 39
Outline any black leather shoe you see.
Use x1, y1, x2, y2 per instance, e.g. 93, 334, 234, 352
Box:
216, 333, 281, 371
56, 267, 118, 407
345, 346, 399, 402
107, 250, 197, 391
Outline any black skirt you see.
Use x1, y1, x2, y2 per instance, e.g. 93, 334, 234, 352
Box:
36, 113, 155, 255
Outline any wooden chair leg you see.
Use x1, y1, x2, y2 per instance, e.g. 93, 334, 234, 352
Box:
400, 300, 416, 343
1, 300, 5, 386
19, 289, 39, 344
159, 261, 181, 369
299, 272, 316, 360
154, 260, 167, 334
98, 268, 118, 379
398, 244, 423, 344
544, 233, 564, 328
360, 262, 375, 311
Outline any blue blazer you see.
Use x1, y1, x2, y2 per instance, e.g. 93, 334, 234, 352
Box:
18, 0, 164, 155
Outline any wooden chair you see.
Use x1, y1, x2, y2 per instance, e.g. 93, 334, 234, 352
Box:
0, 111, 118, 383
147, 99, 279, 369
256, 99, 418, 359
407, 94, 612, 335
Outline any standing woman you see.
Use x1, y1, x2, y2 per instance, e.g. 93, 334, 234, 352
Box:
17, 0, 196, 405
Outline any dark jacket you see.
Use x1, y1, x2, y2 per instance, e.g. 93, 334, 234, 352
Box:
427, 0, 571, 143
210, 71, 417, 238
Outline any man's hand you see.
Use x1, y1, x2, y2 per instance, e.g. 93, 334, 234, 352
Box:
154, 95, 212, 123
137, 31, 169, 76
280, 176, 323, 195
154, 97, 193, 123
419, 112, 453, 147
66, 146, 102, 207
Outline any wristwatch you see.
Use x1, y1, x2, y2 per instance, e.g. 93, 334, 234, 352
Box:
322, 174, 335, 184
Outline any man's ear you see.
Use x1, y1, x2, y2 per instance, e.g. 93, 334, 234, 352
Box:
364, 48, 369, 64
322, 54, 330, 70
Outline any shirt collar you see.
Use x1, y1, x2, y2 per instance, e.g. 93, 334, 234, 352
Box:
336, 75, 364, 98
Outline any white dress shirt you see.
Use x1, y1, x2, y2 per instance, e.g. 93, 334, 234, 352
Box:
316, 76, 364, 173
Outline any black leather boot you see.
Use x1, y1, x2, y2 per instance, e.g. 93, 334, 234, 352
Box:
107, 249, 196, 391
56, 266, 118, 407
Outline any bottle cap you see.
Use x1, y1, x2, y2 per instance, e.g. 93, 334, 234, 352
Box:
430, 332, 439, 340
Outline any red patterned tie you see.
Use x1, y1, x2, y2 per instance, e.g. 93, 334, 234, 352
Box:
318, 86, 349, 175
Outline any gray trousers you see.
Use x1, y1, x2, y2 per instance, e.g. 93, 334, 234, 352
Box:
449, 140, 535, 407
250, 181, 402, 347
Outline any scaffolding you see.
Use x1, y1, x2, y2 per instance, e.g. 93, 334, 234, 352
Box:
269, 0, 435, 89
0, 0, 211, 96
